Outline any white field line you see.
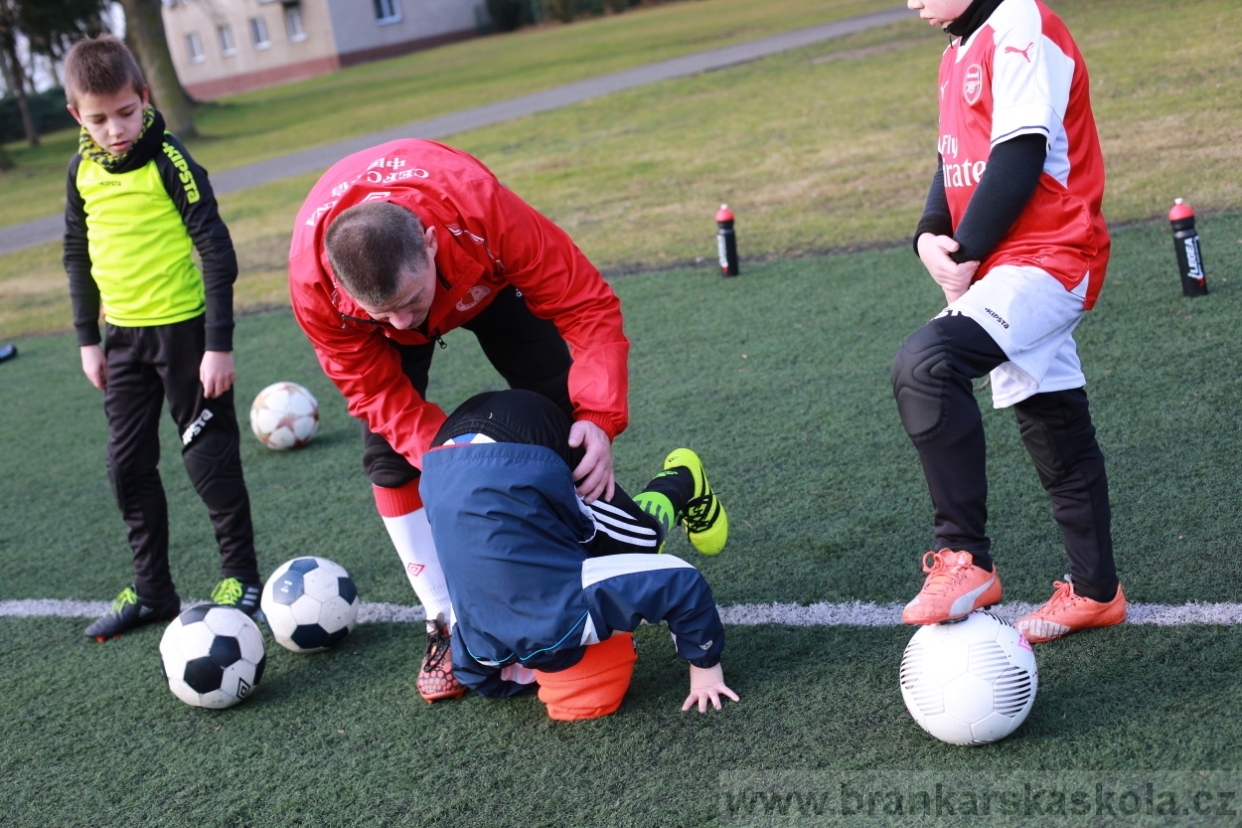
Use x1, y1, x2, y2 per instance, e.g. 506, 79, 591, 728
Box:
2, 599, 1241, 627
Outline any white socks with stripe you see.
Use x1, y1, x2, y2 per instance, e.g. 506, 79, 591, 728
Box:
381, 508, 453, 624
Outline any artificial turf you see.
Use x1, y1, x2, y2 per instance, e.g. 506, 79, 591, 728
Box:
2, 620, 1239, 826
1, 212, 1240, 826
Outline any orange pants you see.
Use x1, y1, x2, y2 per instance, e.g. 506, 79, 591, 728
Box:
532, 632, 637, 721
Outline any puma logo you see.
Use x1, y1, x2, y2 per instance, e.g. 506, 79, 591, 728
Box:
1004, 41, 1034, 62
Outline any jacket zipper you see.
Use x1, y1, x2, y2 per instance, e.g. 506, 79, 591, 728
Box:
338, 313, 446, 349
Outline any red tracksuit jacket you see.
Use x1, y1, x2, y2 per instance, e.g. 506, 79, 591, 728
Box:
289, 140, 629, 470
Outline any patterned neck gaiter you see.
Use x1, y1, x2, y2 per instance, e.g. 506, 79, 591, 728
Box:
78, 106, 166, 174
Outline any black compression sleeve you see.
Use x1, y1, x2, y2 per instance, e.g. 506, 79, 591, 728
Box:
950, 133, 1047, 264
913, 156, 953, 255
63, 155, 102, 347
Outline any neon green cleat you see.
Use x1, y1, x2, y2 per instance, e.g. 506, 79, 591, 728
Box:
84, 585, 181, 641
210, 577, 265, 620
664, 448, 728, 555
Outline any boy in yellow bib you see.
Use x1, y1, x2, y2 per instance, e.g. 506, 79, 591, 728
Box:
63, 35, 263, 639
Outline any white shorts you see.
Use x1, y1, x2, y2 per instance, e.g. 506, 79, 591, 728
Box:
945, 265, 1089, 409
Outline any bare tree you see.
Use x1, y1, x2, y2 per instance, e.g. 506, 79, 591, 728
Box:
115, 0, 195, 136
0, 1, 38, 147
20, 0, 108, 68
0, 0, 112, 150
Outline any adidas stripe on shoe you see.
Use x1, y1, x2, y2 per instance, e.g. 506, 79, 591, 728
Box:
663, 448, 727, 555
84, 586, 182, 641
211, 577, 266, 622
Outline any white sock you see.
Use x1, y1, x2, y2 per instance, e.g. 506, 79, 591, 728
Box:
381, 508, 452, 623
500, 664, 538, 686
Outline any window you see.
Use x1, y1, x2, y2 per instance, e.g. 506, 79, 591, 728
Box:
185, 31, 205, 63
284, 4, 307, 42
373, 0, 401, 24
217, 23, 237, 56
250, 16, 271, 49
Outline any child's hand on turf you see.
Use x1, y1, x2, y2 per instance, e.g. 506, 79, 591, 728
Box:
200, 350, 236, 399
683, 663, 739, 713
916, 233, 979, 305
80, 344, 107, 391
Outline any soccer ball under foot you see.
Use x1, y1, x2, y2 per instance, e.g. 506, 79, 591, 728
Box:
900, 610, 1038, 745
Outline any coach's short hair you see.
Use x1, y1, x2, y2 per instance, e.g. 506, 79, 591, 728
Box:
325, 202, 430, 307
64, 34, 146, 110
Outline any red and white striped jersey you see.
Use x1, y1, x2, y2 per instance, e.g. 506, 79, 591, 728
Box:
938, 0, 1109, 309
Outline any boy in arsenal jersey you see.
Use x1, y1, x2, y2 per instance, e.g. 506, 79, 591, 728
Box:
891, 0, 1125, 641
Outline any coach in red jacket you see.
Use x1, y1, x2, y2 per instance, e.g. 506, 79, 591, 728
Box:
289, 139, 629, 702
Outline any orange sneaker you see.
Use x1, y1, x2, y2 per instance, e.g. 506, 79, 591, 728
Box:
1016, 579, 1127, 643
418, 614, 467, 703
902, 550, 1002, 625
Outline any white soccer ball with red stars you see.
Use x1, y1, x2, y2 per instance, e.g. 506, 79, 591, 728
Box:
900, 610, 1038, 745
250, 381, 319, 450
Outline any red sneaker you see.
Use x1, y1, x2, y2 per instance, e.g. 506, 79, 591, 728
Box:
902, 550, 1002, 625
1016, 580, 1127, 643
418, 615, 467, 703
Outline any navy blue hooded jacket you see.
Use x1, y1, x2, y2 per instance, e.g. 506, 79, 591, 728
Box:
420, 441, 724, 698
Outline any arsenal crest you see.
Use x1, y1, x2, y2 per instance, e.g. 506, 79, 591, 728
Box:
963, 64, 984, 105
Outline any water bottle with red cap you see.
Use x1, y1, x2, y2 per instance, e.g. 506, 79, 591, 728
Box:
715, 204, 739, 277
1169, 198, 1207, 297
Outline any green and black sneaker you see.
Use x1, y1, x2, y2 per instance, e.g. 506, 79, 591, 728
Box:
210, 577, 265, 622
663, 448, 728, 555
84, 586, 181, 641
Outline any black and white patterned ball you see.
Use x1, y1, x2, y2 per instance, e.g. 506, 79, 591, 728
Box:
261, 557, 359, 653
159, 604, 266, 709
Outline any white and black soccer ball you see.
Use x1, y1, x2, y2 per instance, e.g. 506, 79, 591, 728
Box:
159, 604, 266, 709
900, 610, 1038, 746
261, 556, 359, 653
250, 381, 319, 450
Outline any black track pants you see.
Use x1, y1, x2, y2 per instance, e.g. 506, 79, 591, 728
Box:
891, 312, 1117, 601
103, 316, 258, 598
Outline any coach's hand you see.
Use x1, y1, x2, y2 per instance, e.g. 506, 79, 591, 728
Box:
917, 233, 979, 305
200, 350, 236, 399
569, 420, 615, 503
80, 344, 107, 391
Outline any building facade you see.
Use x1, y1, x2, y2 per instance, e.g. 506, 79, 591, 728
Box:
161, 0, 485, 99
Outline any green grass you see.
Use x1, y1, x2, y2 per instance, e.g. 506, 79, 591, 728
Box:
3, 0, 1239, 341
1, 2, 1241, 820
3, 214, 1241, 605
1, 211, 1241, 826
3, 620, 1239, 826
0, 0, 896, 228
